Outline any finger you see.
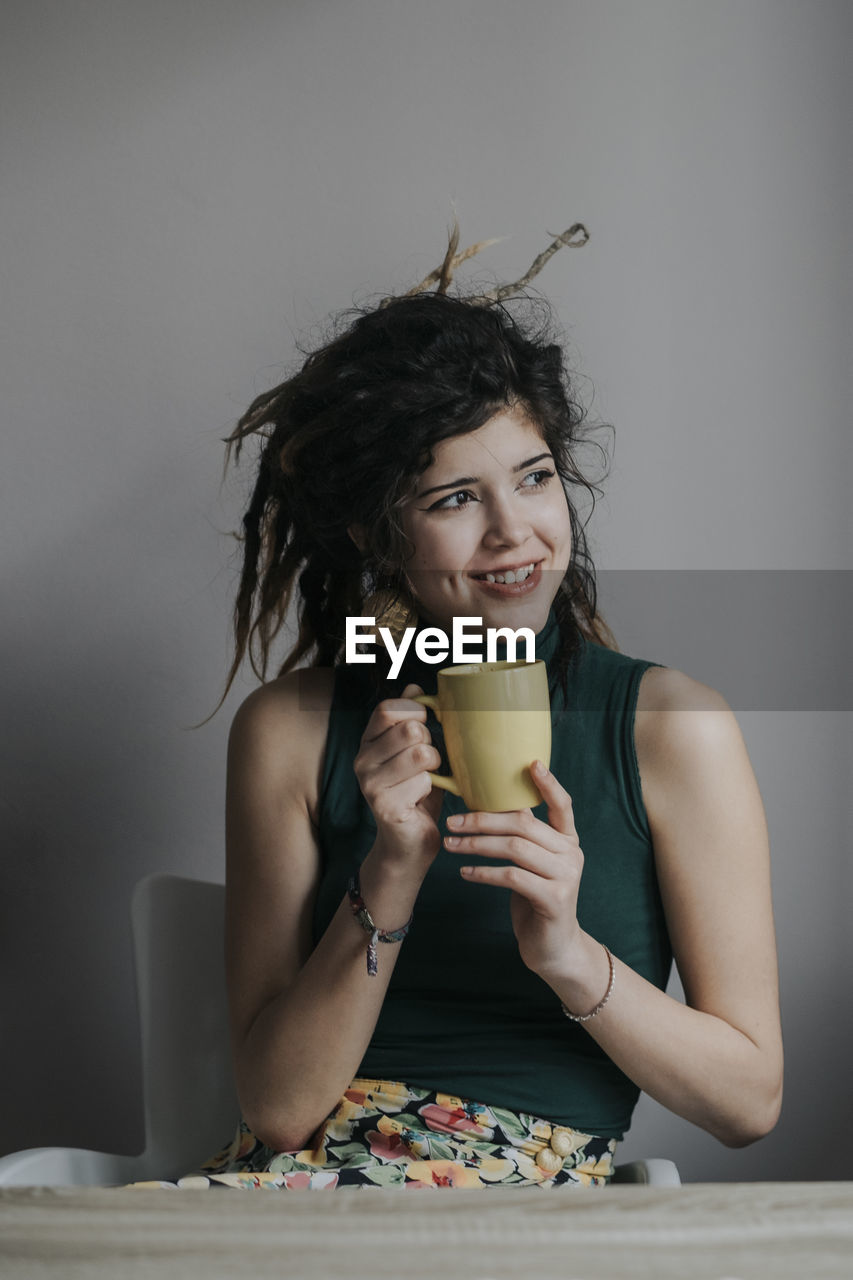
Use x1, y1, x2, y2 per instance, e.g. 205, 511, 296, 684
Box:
386, 769, 437, 816
362, 714, 432, 767
444, 833, 565, 875
370, 768, 442, 827
362, 693, 428, 744
528, 760, 578, 837
363, 737, 442, 789
446, 805, 568, 856
458, 861, 561, 912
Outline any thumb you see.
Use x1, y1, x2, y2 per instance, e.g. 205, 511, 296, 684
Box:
420, 778, 445, 822
401, 683, 424, 699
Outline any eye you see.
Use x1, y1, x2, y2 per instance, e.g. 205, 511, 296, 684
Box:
428, 488, 477, 512
426, 470, 555, 512
521, 468, 555, 490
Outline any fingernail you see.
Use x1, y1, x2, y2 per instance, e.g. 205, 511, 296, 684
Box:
447, 815, 463, 828
445, 836, 460, 847
533, 760, 547, 775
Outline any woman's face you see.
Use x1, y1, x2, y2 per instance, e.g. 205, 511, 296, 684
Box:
399, 405, 572, 637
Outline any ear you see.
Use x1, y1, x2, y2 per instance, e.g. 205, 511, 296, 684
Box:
347, 524, 367, 554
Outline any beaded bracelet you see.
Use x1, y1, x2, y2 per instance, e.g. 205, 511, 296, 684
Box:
347, 872, 413, 976
560, 945, 615, 1022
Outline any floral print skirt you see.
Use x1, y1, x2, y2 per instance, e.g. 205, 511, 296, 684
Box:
126, 1078, 616, 1190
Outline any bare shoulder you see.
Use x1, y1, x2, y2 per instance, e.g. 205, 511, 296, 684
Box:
228, 666, 336, 828
635, 664, 731, 716
634, 665, 753, 831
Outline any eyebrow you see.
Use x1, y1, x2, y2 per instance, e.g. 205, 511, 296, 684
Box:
415, 453, 554, 500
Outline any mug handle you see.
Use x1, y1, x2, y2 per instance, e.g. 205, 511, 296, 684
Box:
412, 693, 462, 797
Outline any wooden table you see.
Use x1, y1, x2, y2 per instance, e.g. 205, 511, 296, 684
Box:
1, 1182, 851, 1279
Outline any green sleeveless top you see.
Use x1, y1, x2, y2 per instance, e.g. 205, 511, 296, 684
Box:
314, 609, 671, 1139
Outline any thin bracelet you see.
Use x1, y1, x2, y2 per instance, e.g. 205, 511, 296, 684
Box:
560, 945, 615, 1022
347, 872, 413, 977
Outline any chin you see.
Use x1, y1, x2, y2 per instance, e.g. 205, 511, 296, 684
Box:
466, 599, 553, 637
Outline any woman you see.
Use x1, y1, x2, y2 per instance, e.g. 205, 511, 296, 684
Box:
191, 236, 782, 1190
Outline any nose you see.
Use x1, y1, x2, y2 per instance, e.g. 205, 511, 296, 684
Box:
481, 492, 533, 551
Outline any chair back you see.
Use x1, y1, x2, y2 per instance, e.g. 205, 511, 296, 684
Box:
131, 873, 239, 1181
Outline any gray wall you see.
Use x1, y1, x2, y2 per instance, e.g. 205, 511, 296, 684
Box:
1, 0, 849, 1181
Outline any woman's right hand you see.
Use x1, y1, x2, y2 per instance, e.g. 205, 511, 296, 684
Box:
353, 683, 445, 865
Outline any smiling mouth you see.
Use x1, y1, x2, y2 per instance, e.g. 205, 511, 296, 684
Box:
471, 560, 538, 584
469, 561, 543, 594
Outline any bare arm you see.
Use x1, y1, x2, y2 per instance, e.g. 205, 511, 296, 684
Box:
225, 671, 444, 1153
444, 668, 783, 1147
572, 669, 784, 1145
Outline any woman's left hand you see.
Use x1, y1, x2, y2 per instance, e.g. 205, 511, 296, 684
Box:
443, 760, 585, 979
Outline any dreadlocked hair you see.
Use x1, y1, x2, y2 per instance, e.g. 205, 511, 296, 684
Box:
217, 288, 618, 714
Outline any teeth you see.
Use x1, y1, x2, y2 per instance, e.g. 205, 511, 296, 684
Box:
481, 563, 535, 585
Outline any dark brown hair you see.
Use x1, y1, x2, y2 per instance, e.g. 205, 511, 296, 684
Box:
219, 289, 618, 709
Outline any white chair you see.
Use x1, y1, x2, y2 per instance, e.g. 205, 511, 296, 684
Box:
0, 873, 680, 1188
0, 874, 240, 1187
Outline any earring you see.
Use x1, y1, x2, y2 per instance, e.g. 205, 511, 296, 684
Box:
362, 583, 418, 644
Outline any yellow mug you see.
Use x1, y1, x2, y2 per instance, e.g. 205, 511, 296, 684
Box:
414, 659, 551, 812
